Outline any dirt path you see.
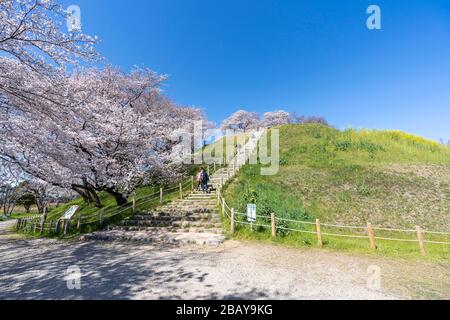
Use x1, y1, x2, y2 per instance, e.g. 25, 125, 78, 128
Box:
0, 236, 448, 300
0, 220, 19, 239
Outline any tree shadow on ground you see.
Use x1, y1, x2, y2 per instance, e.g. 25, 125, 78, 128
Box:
0, 239, 274, 300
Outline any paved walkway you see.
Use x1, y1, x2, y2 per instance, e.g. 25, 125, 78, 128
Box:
1, 235, 448, 300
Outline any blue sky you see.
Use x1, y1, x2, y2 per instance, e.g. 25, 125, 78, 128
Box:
62, 0, 450, 142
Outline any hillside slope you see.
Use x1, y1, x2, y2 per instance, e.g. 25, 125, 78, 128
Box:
224, 124, 450, 232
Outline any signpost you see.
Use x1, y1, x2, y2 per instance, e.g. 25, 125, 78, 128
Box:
247, 204, 256, 231
61, 205, 80, 235
63, 205, 80, 220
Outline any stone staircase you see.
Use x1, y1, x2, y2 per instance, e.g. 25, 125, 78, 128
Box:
80, 129, 264, 246
80, 191, 226, 246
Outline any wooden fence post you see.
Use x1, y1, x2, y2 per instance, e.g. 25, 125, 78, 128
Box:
230, 208, 235, 234
77, 215, 81, 230
367, 223, 376, 250
191, 176, 194, 191
415, 226, 426, 256
214, 162, 216, 173
316, 219, 323, 247
160, 188, 163, 205
271, 213, 276, 238
207, 165, 210, 176
40, 208, 47, 234
217, 190, 220, 205
221, 197, 225, 216
132, 192, 136, 214
179, 183, 183, 199
63, 219, 68, 235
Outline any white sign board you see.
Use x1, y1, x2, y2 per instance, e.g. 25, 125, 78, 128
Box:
62, 205, 79, 220
247, 204, 256, 222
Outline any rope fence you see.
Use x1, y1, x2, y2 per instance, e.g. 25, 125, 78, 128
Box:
216, 185, 450, 257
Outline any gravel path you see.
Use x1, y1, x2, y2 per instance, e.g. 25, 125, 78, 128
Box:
0, 229, 448, 300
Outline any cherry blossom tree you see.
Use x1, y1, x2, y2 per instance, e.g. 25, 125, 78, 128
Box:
0, 0, 100, 123
20, 179, 71, 213
0, 66, 205, 206
0, 1, 208, 208
220, 110, 261, 131
0, 163, 22, 217
0, 0, 99, 74
262, 110, 293, 127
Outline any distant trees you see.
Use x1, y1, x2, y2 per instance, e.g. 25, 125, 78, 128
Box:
221, 109, 330, 132
220, 110, 261, 131
21, 179, 71, 214
262, 110, 293, 127
0, 164, 21, 217
300, 116, 330, 126
17, 193, 36, 214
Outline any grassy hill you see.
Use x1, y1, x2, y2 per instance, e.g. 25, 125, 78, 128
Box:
224, 124, 450, 231
222, 124, 450, 259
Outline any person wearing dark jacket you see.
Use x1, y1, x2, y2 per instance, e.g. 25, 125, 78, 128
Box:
200, 168, 209, 193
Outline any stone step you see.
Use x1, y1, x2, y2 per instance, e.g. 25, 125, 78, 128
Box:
157, 202, 217, 206
174, 227, 224, 234
171, 221, 223, 228
191, 191, 217, 195
187, 192, 216, 196
156, 203, 217, 207
162, 204, 217, 209
121, 220, 174, 227
181, 200, 216, 204
157, 204, 217, 209
80, 230, 225, 246
185, 197, 216, 201
187, 193, 216, 197
123, 215, 221, 224
111, 226, 176, 232
133, 212, 218, 219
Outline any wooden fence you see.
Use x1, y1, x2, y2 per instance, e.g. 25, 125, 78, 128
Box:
216, 188, 450, 256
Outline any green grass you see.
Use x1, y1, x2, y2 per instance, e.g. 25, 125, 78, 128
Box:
201, 132, 250, 163
221, 124, 450, 261
9, 212, 38, 219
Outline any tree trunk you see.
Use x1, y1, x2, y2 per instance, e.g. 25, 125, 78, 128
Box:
105, 189, 128, 206
88, 188, 103, 208
72, 186, 93, 204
